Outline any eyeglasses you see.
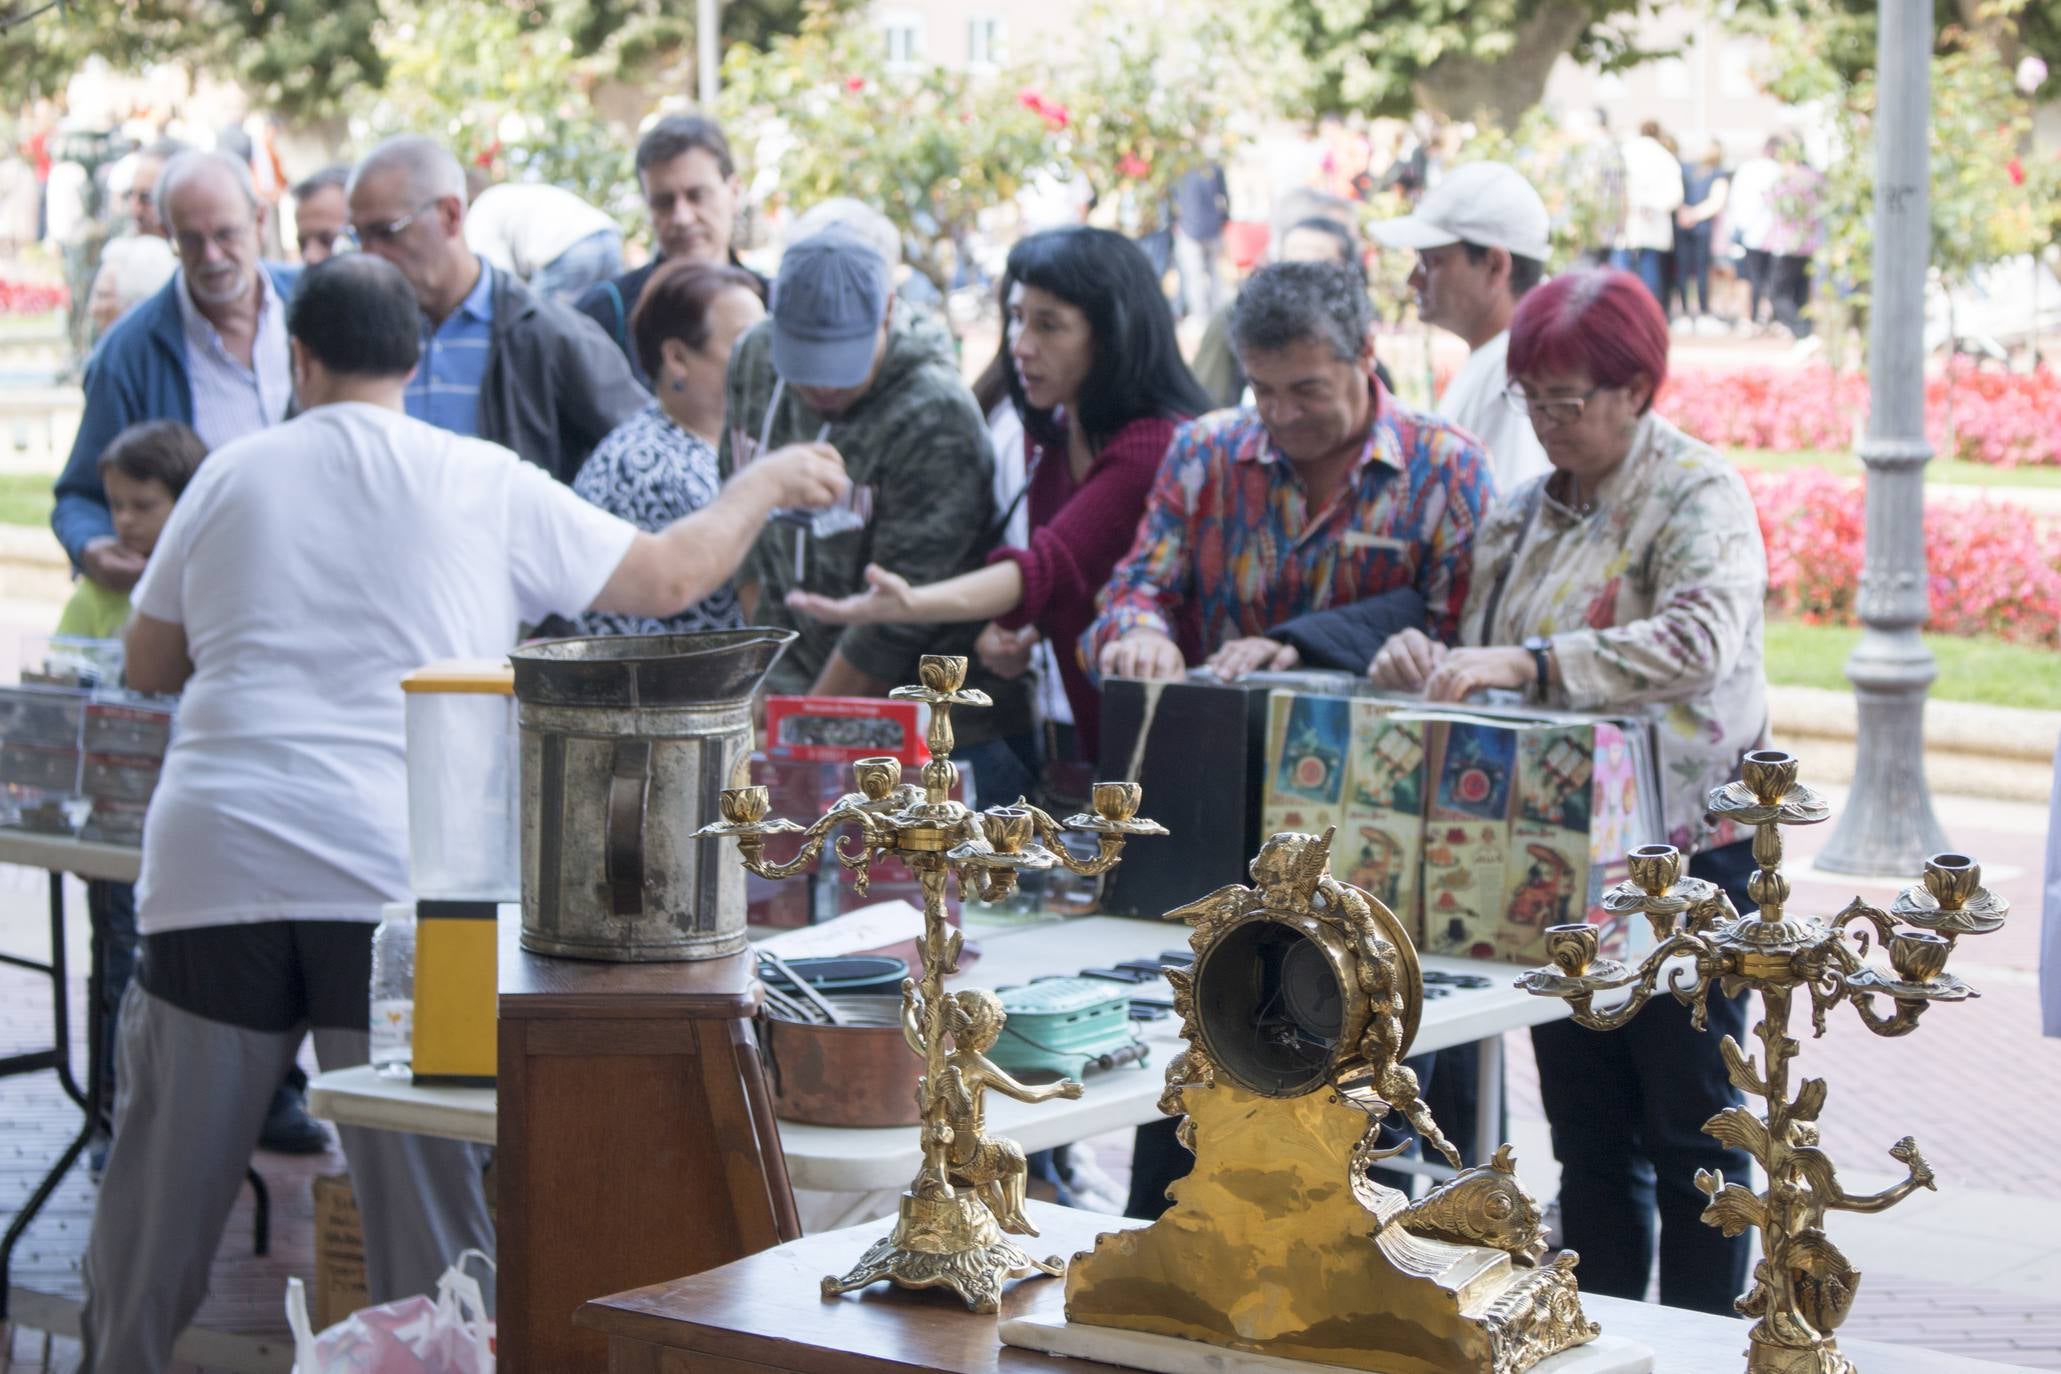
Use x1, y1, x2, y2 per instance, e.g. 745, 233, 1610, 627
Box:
348, 201, 437, 248
1504, 382, 1605, 427
172, 224, 253, 258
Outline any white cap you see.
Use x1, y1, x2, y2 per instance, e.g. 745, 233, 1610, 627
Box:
1368, 162, 1551, 263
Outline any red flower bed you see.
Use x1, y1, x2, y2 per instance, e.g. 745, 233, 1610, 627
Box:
0, 277, 68, 315
1742, 467, 2061, 647
1667, 364, 2061, 468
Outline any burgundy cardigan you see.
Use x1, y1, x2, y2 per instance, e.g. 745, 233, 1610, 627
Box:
988, 414, 1181, 761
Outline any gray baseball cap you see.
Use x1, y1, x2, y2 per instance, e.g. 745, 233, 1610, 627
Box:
771, 227, 891, 388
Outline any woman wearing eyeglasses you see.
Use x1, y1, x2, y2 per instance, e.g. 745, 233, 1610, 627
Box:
1373, 266, 1769, 1317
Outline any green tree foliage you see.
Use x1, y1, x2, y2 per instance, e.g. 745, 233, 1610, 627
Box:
716, 1, 1238, 293
1738, 0, 2061, 340
716, 4, 1054, 298
1247, 0, 1664, 126
0, 0, 839, 121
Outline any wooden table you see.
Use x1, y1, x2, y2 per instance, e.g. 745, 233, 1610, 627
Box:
576, 1202, 2041, 1374
496, 925, 798, 1374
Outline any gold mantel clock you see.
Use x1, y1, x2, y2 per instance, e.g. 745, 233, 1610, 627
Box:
1064, 828, 1598, 1374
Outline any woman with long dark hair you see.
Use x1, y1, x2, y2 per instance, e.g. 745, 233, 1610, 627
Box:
788, 225, 1209, 766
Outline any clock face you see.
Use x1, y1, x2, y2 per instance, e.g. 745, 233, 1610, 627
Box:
1194, 918, 1349, 1098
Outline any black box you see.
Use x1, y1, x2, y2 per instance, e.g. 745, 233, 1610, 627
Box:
1098, 677, 1279, 919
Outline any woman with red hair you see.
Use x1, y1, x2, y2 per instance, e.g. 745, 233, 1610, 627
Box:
1373, 267, 1769, 1316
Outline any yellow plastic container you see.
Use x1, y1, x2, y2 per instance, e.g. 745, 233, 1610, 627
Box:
410, 899, 500, 1085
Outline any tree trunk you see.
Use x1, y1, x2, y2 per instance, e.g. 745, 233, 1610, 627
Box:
1409, 0, 1595, 127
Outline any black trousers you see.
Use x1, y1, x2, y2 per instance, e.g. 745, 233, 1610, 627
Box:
1770, 254, 1814, 337
1742, 248, 1773, 323
1530, 839, 1756, 1315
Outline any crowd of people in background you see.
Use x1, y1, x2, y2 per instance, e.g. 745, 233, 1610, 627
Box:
3, 90, 1790, 1373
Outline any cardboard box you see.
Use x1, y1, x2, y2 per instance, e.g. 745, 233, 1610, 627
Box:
1259, 689, 1656, 966
312, 1172, 369, 1331
314, 1163, 496, 1331
764, 695, 929, 765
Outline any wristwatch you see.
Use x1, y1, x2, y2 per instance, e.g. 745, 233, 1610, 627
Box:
1522, 635, 1553, 693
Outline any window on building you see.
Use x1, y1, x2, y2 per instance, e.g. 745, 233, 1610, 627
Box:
968, 16, 1004, 69
882, 11, 921, 68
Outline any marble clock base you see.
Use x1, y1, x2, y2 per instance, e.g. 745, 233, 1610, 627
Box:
998, 1312, 1657, 1374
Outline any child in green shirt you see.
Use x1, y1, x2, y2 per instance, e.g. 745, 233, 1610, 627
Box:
57, 419, 208, 639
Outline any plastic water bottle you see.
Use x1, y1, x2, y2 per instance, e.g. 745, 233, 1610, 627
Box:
369, 902, 415, 1078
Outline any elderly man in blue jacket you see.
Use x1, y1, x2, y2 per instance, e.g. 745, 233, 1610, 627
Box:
52, 148, 300, 590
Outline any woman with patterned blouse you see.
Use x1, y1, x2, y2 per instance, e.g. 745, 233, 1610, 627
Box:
1374, 267, 1768, 1316
571, 259, 838, 636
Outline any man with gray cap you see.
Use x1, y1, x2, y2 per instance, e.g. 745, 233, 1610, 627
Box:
721, 226, 1030, 778
1371, 161, 1551, 491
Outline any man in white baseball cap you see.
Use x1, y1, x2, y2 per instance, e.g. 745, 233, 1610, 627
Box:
1371, 161, 1551, 490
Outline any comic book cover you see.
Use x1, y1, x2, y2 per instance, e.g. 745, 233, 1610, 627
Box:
1261, 690, 1350, 841
1422, 718, 1517, 958
1340, 702, 1427, 936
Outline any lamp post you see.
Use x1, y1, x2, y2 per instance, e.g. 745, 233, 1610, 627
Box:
697, 0, 720, 106
1816, 0, 1949, 875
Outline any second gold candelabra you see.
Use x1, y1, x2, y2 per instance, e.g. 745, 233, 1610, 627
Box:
1517, 749, 2007, 1374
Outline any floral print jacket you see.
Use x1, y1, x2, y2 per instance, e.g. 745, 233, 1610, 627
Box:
1460, 411, 1769, 853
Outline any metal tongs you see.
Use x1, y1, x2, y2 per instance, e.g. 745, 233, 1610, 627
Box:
754, 947, 845, 1026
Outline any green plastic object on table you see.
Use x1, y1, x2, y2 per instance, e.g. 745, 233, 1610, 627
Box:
988, 977, 1143, 1079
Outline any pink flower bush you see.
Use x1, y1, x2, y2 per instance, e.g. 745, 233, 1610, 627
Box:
1666, 364, 2061, 468
0, 277, 68, 315
1742, 467, 2061, 647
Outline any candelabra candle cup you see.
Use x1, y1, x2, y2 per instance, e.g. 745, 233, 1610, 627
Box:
854, 756, 901, 801
985, 806, 1033, 855
1888, 929, 1952, 985
919, 655, 968, 694
1626, 844, 1682, 895
1545, 923, 1600, 979
1092, 781, 1143, 824
720, 785, 770, 826
1923, 853, 1982, 911
1740, 749, 1800, 802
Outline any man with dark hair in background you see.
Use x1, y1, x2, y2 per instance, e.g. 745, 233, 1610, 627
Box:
289, 164, 349, 264
578, 113, 750, 387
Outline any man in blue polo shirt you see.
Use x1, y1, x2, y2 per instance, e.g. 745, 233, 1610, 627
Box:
347, 137, 645, 478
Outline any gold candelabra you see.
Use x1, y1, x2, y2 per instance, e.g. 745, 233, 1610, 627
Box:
696, 654, 1165, 1312
1516, 749, 2008, 1374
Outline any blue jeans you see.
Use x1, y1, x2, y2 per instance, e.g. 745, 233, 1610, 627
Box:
532, 228, 624, 304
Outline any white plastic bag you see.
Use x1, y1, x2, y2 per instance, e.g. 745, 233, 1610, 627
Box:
287, 1249, 495, 1373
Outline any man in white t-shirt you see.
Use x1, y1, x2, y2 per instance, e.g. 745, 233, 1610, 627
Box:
1370, 161, 1552, 493
80, 254, 844, 1374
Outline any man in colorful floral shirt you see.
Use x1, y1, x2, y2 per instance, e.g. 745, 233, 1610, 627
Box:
1088, 260, 1496, 682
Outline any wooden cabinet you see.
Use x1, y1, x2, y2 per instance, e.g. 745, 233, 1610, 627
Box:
497, 943, 799, 1373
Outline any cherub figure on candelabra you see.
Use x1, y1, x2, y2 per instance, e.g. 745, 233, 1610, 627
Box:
1517, 750, 2007, 1374
902, 985, 1084, 1234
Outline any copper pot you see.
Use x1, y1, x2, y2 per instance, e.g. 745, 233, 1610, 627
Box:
760, 995, 924, 1127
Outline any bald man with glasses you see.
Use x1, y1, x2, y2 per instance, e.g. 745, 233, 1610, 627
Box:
347, 135, 646, 481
